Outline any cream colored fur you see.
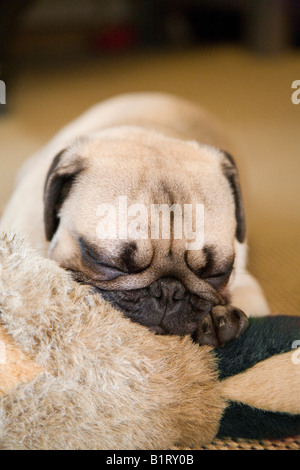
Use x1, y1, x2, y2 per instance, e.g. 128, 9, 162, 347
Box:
0, 233, 225, 450
0, 92, 270, 317
221, 350, 300, 414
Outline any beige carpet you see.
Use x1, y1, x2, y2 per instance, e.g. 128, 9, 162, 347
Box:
1, 45, 299, 316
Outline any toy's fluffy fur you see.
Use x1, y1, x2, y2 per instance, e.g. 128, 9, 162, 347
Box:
0, 233, 225, 450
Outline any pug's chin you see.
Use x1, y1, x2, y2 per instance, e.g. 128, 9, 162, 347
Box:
147, 322, 200, 336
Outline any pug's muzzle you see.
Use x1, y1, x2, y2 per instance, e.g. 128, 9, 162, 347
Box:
97, 276, 216, 336
93, 276, 249, 346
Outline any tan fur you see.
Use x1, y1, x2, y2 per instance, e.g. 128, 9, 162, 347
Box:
221, 350, 300, 414
0, 328, 43, 396
0, 92, 270, 317
0, 233, 225, 449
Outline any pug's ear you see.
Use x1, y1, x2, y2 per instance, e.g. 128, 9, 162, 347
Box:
221, 151, 246, 243
44, 149, 84, 241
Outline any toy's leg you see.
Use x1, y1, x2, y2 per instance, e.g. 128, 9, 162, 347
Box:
229, 270, 270, 317
215, 316, 300, 440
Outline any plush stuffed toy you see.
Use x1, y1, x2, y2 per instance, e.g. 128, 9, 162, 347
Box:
0, 233, 299, 450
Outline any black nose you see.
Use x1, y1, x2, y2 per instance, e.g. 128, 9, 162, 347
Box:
148, 277, 186, 305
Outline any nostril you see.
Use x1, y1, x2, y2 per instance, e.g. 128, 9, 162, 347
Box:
173, 286, 185, 300
190, 294, 199, 306
149, 277, 186, 302
148, 282, 161, 298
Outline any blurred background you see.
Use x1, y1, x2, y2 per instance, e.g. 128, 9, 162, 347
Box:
0, 0, 299, 316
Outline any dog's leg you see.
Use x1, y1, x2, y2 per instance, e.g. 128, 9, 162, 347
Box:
229, 270, 270, 317
228, 241, 270, 317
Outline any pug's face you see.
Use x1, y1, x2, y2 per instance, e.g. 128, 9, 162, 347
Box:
44, 127, 246, 339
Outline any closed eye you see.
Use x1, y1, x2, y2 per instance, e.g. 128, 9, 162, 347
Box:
202, 269, 232, 288
85, 248, 124, 271
86, 252, 126, 280
79, 239, 126, 280
205, 270, 230, 279
185, 246, 234, 289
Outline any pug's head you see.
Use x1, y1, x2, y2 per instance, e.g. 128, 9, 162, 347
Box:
44, 126, 246, 339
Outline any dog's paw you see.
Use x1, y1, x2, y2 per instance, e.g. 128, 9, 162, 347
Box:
193, 305, 249, 348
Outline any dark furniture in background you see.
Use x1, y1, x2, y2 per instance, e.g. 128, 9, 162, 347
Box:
0, 0, 299, 87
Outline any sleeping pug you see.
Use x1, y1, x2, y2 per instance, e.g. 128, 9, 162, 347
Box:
0, 93, 270, 346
